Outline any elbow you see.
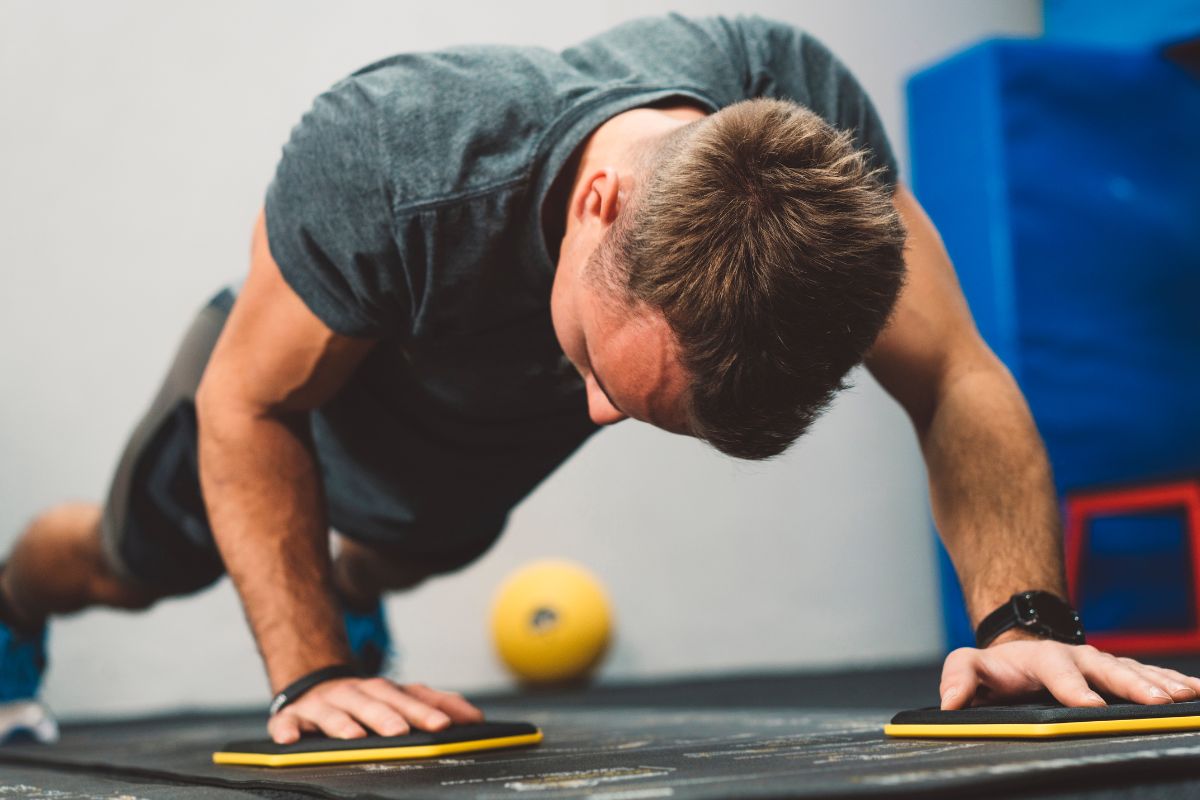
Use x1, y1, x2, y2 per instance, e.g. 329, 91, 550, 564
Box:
194, 371, 234, 456
194, 367, 258, 444
195, 368, 310, 448
193, 369, 228, 434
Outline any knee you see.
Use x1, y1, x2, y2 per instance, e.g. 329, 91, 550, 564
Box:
84, 538, 163, 611
28, 502, 103, 540
58, 506, 162, 610
14, 502, 164, 613
335, 545, 437, 595
87, 572, 162, 611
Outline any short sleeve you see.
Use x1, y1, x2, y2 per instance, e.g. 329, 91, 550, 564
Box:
734, 15, 900, 188
264, 75, 410, 338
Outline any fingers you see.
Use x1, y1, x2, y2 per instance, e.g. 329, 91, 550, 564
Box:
1111, 657, 1196, 702
1140, 663, 1200, 699
267, 678, 480, 744
1066, 646, 1166, 704
290, 698, 369, 741
356, 679, 451, 731
270, 703, 363, 745
399, 682, 486, 724
343, 690, 412, 738
1017, 644, 1105, 707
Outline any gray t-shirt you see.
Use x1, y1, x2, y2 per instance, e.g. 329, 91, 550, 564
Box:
263, 13, 898, 554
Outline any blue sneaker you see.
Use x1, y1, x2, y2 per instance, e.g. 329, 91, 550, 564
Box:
342, 601, 394, 676
0, 619, 56, 743
0, 618, 45, 703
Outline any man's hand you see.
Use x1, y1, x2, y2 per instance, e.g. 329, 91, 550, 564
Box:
268, 678, 486, 744
940, 640, 1200, 710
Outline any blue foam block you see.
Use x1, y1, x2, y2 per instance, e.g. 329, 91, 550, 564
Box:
1045, 0, 1200, 50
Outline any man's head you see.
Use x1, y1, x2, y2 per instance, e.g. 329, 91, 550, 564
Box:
551, 97, 907, 459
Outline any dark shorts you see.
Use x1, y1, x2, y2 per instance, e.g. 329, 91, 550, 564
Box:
99, 288, 503, 596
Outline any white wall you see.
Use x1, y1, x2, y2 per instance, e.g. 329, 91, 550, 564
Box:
0, 0, 1041, 718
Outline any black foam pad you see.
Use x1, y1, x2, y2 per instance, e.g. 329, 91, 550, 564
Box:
214, 721, 542, 766
892, 700, 1200, 726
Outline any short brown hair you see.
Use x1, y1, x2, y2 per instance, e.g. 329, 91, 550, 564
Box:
593, 98, 907, 459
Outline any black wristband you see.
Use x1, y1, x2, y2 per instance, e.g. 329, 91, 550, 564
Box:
269, 664, 361, 716
975, 590, 1086, 649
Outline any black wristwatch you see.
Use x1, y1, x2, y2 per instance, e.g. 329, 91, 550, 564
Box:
975, 590, 1086, 648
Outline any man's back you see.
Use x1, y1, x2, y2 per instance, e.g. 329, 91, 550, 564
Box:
261, 13, 899, 546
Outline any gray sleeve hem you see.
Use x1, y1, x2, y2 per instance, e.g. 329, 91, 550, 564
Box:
262, 196, 381, 340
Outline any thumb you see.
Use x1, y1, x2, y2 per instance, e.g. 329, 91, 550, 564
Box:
269, 713, 301, 745
940, 648, 980, 710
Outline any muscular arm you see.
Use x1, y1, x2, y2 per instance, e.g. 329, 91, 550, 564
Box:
866, 186, 1064, 626
195, 209, 374, 691
196, 210, 483, 742
868, 186, 1200, 709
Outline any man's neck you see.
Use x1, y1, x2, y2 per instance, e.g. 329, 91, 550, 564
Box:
541, 103, 709, 265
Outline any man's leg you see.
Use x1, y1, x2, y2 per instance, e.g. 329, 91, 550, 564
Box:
327, 537, 423, 676
329, 532, 501, 675
0, 503, 157, 632
0, 289, 237, 642
331, 519, 505, 611
331, 536, 440, 613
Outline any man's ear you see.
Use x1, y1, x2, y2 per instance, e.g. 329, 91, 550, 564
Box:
574, 167, 622, 227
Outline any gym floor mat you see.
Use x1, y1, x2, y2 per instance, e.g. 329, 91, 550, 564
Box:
5, 661, 1200, 799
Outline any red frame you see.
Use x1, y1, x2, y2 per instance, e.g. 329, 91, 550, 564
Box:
1064, 479, 1200, 654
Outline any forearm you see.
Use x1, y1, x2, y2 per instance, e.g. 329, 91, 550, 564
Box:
921, 357, 1066, 628
929, 377, 1200, 708
197, 402, 350, 692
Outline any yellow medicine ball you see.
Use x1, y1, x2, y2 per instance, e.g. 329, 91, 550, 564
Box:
490, 559, 612, 684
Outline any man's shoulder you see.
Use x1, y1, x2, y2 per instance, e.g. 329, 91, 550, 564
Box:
350, 15, 773, 196
562, 13, 747, 101
326, 16, 788, 209
337, 44, 576, 209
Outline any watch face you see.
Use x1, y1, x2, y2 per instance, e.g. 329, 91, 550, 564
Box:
1017, 591, 1085, 642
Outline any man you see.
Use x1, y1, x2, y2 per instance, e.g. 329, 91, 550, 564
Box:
3, 14, 1198, 746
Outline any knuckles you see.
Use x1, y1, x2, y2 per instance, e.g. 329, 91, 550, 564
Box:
327, 684, 359, 703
